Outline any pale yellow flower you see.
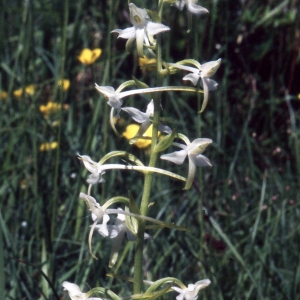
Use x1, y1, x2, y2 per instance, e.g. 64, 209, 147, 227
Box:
39, 142, 58, 152
78, 48, 102, 65
1, 91, 8, 100
122, 124, 160, 149
13, 85, 35, 98
58, 79, 70, 91
298, 94, 300, 100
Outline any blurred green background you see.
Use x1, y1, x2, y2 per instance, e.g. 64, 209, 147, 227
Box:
1, 0, 299, 299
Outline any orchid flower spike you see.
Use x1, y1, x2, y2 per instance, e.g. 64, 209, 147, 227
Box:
171, 59, 221, 112
112, 3, 170, 57
122, 99, 171, 139
160, 138, 212, 189
62, 281, 102, 300
95, 208, 151, 267
174, 0, 209, 15
172, 279, 211, 300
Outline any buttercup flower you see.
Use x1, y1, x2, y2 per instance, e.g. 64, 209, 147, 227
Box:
1, 91, 8, 100
171, 59, 221, 112
172, 279, 211, 300
78, 48, 102, 65
39, 142, 58, 152
39, 101, 62, 118
62, 281, 102, 300
112, 3, 170, 57
58, 79, 70, 91
161, 138, 212, 189
13, 84, 35, 98
122, 99, 171, 138
174, 0, 209, 14
123, 124, 159, 148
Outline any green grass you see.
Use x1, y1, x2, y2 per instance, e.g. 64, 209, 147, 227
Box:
1, 0, 299, 299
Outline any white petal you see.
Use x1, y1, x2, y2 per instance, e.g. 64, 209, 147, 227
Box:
187, 3, 209, 14
184, 157, 197, 190
112, 27, 136, 39
122, 107, 149, 123
62, 282, 86, 299
205, 78, 218, 91
160, 149, 188, 165
187, 138, 212, 155
194, 154, 212, 168
78, 155, 98, 174
201, 58, 221, 77
135, 28, 145, 57
183, 73, 200, 86
194, 279, 211, 291
146, 22, 170, 36
146, 99, 154, 115
129, 3, 149, 27
95, 84, 115, 97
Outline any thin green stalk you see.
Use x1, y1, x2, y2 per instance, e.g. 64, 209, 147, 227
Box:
133, 2, 165, 294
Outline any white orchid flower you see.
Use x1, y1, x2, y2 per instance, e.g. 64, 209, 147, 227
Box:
172, 279, 211, 300
95, 83, 207, 117
112, 3, 170, 57
160, 138, 212, 189
122, 99, 171, 138
62, 281, 102, 300
171, 58, 221, 112
174, 0, 209, 15
77, 154, 105, 184
78, 153, 186, 186
95, 208, 151, 267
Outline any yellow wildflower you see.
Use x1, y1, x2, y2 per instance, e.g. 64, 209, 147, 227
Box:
298, 94, 300, 100
39, 142, 58, 152
1, 91, 8, 100
13, 84, 35, 98
58, 79, 70, 91
122, 124, 160, 149
78, 48, 102, 65
138, 56, 157, 71
39, 101, 62, 117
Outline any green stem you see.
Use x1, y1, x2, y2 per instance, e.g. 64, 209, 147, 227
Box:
133, 2, 165, 294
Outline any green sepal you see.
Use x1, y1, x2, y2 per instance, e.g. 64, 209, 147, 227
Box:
154, 128, 177, 153
145, 277, 186, 293
86, 287, 120, 300
102, 196, 129, 210
132, 76, 149, 89
116, 80, 137, 93
173, 59, 201, 70
176, 133, 191, 145
132, 283, 173, 300
98, 151, 144, 167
